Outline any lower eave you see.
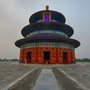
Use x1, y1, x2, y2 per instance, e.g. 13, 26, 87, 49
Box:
15, 37, 80, 48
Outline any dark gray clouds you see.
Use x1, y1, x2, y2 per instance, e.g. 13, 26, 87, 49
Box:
0, 0, 90, 59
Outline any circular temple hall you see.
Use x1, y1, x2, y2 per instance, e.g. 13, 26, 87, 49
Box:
15, 6, 80, 64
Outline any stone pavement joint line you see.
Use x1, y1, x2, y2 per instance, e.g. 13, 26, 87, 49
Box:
57, 68, 90, 90
1, 67, 37, 90
33, 69, 61, 90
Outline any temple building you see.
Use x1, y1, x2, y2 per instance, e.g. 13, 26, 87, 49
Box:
15, 6, 80, 64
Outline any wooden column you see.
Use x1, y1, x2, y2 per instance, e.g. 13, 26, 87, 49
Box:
71, 50, 73, 63
35, 48, 38, 63
61, 50, 63, 64
56, 48, 59, 63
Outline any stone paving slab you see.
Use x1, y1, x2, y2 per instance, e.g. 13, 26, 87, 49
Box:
8, 68, 41, 90
59, 63, 90, 89
0, 62, 90, 90
52, 67, 83, 90
33, 69, 60, 90
0, 62, 34, 89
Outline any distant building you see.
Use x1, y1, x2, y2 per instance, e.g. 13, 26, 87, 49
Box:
15, 6, 80, 64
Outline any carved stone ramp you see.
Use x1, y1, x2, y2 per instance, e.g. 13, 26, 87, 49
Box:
33, 69, 61, 90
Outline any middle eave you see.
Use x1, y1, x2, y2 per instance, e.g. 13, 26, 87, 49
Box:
21, 22, 74, 37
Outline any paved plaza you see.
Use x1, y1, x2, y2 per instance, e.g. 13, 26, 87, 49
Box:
0, 62, 90, 90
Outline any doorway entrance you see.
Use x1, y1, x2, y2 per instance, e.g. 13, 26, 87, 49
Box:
27, 52, 32, 63
44, 51, 50, 63
63, 52, 68, 64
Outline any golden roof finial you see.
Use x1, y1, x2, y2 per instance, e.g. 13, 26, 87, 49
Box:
46, 5, 49, 10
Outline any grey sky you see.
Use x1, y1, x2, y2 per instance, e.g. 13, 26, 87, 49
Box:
0, 0, 90, 59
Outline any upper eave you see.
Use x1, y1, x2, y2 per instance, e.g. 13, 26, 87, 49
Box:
29, 10, 66, 24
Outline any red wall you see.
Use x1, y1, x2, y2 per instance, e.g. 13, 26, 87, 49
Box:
19, 47, 75, 64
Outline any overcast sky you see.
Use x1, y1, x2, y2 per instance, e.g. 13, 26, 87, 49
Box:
0, 0, 90, 59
